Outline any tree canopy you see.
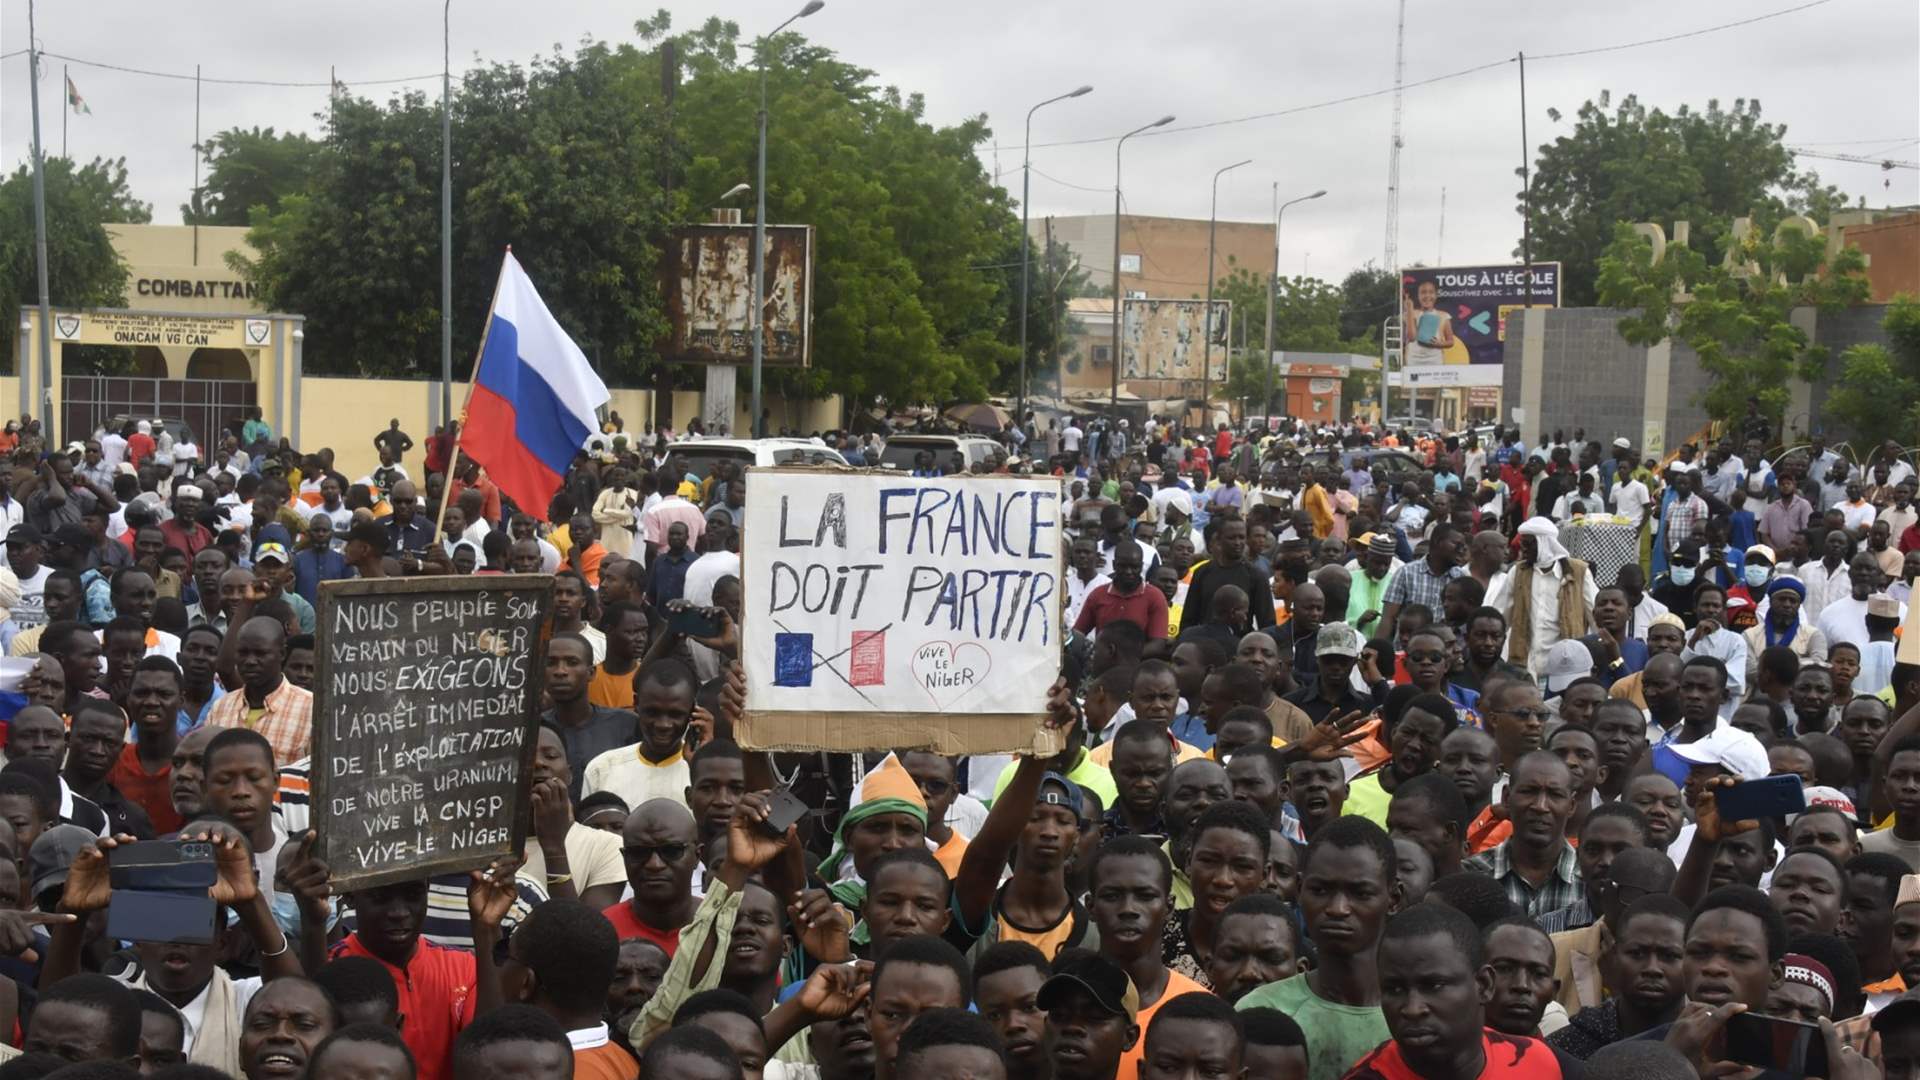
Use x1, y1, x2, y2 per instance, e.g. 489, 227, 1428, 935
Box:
226, 14, 1030, 411
0, 156, 146, 372
1597, 220, 1868, 428
185, 127, 324, 226
1823, 298, 1920, 449
1523, 93, 1849, 306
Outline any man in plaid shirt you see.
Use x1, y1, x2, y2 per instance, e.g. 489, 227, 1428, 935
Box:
1380, 522, 1466, 641
1663, 467, 1711, 556
204, 614, 313, 766
1463, 751, 1583, 918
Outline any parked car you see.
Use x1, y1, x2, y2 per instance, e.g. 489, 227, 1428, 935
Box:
1311, 447, 1431, 493
652, 437, 853, 480
100, 415, 198, 447
875, 434, 1006, 472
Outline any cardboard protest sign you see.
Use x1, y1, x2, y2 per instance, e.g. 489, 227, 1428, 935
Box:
740, 467, 1066, 753
313, 575, 552, 891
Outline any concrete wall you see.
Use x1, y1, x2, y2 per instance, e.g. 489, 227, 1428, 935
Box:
1504, 303, 1895, 451
1845, 213, 1920, 303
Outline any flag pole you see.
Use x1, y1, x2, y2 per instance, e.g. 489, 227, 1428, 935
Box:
432, 246, 511, 545
62, 66, 67, 159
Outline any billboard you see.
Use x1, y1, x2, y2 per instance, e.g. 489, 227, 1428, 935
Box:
1399, 263, 1559, 387
1120, 298, 1229, 382
663, 224, 814, 366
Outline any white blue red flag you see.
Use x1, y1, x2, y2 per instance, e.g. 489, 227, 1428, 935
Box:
460, 253, 609, 520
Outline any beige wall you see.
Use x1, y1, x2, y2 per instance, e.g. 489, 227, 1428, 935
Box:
1036, 214, 1276, 299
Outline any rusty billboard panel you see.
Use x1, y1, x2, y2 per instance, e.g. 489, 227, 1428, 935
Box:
664, 224, 813, 366
1120, 298, 1229, 382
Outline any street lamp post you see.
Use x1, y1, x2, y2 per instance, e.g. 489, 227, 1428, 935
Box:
1018, 84, 1092, 430
1111, 115, 1175, 409
1263, 187, 1325, 432
751, 0, 825, 440
1200, 158, 1251, 425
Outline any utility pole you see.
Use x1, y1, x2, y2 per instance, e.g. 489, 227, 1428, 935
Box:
27, 0, 55, 440
442, 0, 454, 429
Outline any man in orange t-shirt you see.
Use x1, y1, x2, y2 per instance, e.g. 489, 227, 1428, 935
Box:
498, 898, 640, 1080
1090, 836, 1208, 1080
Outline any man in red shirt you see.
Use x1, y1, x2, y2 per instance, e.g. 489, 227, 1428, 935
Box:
447, 460, 503, 528
110, 656, 187, 834
324, 872, 510, 1080
127, 420, 156, 468
159, 484, 214, 559
1074, 542, 1170, 640
603, 799, 700, 956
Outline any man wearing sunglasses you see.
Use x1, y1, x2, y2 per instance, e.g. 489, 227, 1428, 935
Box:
605, 798, 700, 957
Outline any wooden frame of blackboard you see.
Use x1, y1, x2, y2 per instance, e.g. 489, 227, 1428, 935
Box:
735, 465, 1068, 756
312, 573, 555, 893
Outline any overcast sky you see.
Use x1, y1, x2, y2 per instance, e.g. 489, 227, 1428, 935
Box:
3, 0, 1916, 283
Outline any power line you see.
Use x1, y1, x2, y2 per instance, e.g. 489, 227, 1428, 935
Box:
1028, 0, 1840, 152
31, 49, 442, 89
1789, 148, 1919, 169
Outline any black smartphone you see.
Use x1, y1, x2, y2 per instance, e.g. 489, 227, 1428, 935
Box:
759, 787, 810, 838
1722, 1012, 1828, 1077
108, 840, 216, 891
1715, 775, 1808, 822
670, 606, 724, 640
107, 890, 218, 946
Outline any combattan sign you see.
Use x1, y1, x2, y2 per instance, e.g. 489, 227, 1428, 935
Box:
135, 277, 261, 301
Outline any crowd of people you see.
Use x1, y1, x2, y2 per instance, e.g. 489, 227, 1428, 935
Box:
0, 404, 1910, 1080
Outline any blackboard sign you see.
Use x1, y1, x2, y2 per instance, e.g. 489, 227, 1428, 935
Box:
313, 574, 553, 891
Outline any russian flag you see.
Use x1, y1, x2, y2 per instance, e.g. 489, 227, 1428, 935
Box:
460, 252, 609, 521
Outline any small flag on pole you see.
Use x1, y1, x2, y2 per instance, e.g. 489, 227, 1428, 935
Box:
65, 74, 91, 115
459, 253, 610, 521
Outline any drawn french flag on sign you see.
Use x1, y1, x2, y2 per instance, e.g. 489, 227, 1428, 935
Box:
460, 252, 609, 521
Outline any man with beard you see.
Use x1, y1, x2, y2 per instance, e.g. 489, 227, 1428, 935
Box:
1346, 533, 1402, 631
1548, 893, 1690, 1059
1348, 903, 1580, 1080
1452, 607, 1508, 696
972, 943, 1050, 1080
1821, 551, 1897, 653
1236, 816, 1400, 1080
1464, 752, 1581, 919
1188, 516, 1276, 632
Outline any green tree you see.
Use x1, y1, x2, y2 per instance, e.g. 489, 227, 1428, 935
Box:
1598, 220, 1869, 426
0, 156, 147, 372
1525, 93, 1849, 305
659, 14, 1022, 409
241, 43, 673, 380
1823, 298, 1920, 448
1337, 264, 1399, 344
1214, 268, 1377, 414
184, 127, 325, 226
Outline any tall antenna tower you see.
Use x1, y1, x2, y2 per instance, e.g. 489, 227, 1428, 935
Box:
1383, 0, 1407, 274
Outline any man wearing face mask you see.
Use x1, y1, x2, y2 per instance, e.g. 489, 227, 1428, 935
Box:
1653, 540, 1706, 620
1730, 543, 1776, 606
1486, 517, 1596, 679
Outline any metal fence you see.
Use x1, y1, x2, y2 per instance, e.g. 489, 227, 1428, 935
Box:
60, 376, 257, 449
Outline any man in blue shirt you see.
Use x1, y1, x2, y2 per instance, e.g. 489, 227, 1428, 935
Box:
645, 521, 698, 611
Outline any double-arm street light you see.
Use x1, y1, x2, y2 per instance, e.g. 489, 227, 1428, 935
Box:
1110, 115, 1175, 408
1262, 187, 1327, 430
750, 0, 825, 437
1017, 84, 1093, 429
1199, 158, 1251, 423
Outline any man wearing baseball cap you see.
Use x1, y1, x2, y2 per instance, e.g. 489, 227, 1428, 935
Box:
250, 529, 314, 635
1039, 948, 1139, 1080
1283, 623, 1386, 727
